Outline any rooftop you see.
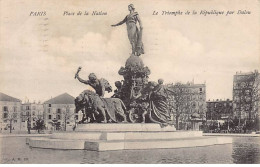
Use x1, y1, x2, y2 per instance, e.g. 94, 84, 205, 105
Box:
0, 92, 21, 102
44, 93, 75, 104
167, 83, 206, 88
235, 70, 258, 76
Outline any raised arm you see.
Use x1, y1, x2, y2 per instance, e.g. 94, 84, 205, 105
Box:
111, 16, 127, 27
76, 74, 90, 85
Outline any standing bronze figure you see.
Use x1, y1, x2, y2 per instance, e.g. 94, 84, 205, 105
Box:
111, 4, 144, 56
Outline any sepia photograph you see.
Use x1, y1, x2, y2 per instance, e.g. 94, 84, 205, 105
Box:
0, 0, 259, 164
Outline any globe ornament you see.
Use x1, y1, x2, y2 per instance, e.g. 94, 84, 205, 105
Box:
125, 55, 144, 69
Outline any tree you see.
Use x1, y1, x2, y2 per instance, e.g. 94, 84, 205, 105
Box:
254, 116, 260, 131
167, 82, 192, 130
51, 119, 61, 131
35, 118, 45, 133
5, 112, 16, 133
63, 105, 75, 131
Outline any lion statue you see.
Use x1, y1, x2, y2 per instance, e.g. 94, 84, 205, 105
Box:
75, 90, 127, 123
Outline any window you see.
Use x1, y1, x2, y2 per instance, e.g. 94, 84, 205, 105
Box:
49, 104, 51, 107
13, 106, 17, 112
3, 106, 8, 112
241, 82, 246, 88
13, 113, 17, 119
75, 115, 78, 120
57, 115, 61, 120
32, 111, 35, 116
14, 120, 17, 123
32, 106, 36, 110
192, 96, 195, 100
48, 115, 52, 119
26, 106, 30, 110
245, 96, 252, 102
3, 113, 8, 118
48, 108, 51, 113
57, 108, 61, 114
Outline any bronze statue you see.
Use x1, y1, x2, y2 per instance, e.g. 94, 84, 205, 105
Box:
75, 90, 127, 123
111, 81, 123, 98
74, 67, 127, 123
111, 4, 144, 56
75, 67, 112, 97
148, 81, 172, 124
128, 80, 174, 124
73, 3, 176, 126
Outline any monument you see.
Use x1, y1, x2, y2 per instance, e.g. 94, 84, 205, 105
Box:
26, 4, 232, 151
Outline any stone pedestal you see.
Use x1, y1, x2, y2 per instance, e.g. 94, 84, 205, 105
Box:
75, 123, 176, 132
26, 123, 232, 151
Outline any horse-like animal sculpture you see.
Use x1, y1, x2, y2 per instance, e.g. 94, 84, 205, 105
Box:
75, 90, 127, 123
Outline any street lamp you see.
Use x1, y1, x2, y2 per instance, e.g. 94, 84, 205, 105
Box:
8, 117, 13, 133
64, 105, 70, 131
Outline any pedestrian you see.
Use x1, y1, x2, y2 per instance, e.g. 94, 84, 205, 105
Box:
27, 118, 31, 134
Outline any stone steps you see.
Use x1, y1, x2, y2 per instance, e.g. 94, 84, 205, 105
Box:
84, 136, 232, 151
50, 131, 202, 141
27, 136, 232, 150
28, 137, 86, 150
75, 123, 176, 132
26, 124, 232, 151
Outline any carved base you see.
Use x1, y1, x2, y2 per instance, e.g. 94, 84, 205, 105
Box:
26, 124, 232, 151
75, 123, 176, 132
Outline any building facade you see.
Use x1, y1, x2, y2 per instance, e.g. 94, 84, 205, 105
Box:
233, 70, 259, 120
21, 102, 44, 130
252, 73, 260, 120
0, 92, 22, 132
206, 99, 233, 121
167, 81, 206, 130
43, 93, 81, 131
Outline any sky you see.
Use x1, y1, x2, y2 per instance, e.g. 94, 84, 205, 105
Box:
0, 0, 259, 103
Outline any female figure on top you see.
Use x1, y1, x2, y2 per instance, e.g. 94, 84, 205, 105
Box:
111, 4, 144, 56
